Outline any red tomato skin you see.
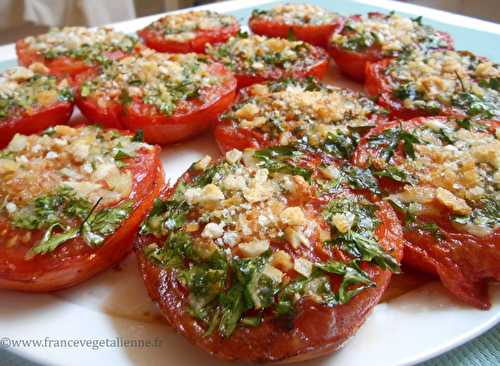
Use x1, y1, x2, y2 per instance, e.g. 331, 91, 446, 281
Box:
330, 13, 453, 83
75, 96, 125, 130
127, 90, 236, 145
227, 46, 329, 89
16, 39, 132, 79
353, 117, 500, 309
134, 167, 404, 362
0, 140, 164, 292
214, 82, 388, 154
365, 55, 493, 121
138, 23, 240, 54
403, 222, 499, 310
0, 101, 73, 148
213, 121, 263, 153
236, 57, 329, 89
248, 17, 344, 48
17, 39, 90, 78
75, 63, 237, 145
365, 59, 443, 119
327, 14, 380, 82
329, 44, 382, 83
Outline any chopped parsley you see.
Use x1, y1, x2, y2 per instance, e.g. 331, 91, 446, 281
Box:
316, 260, 375, 304
323, 196, 400, 273
332, 13, 448, 55
388, 197, 444, 240
373, 166, 415, 185
206, 34, 319, 76
367, 125, 419, 161
341, 166, 381, 195
384, 50, 499, 117
253, 146, 312, 182
452, 198, 500, 230
0, 72, 73, 120
36, 30, 137, 66
451, 92, 498, 119
320, 131, 360, 160
79, 52, 221, 117
140, 198, 189, 237
9, 187, 132, 258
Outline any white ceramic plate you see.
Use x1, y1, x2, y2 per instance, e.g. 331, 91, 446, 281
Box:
0, 1, 499, 365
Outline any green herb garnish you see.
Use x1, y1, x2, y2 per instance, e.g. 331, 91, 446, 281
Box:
253, 146, 312, 182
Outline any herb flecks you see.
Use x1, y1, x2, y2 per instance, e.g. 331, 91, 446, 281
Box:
14, 187, 132, 259
316, 260, 375, 304
367, 125, 419, 162
323, 196, 400, 273
253, 146, 312, 182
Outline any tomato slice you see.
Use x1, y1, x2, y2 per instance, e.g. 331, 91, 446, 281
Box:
234, 51, 329, 89
329, 13, 453, 82
17, 40, 90, 78
365, 50, 498, 120
248, 16, 343, 48
214, 122, 264, 153
17, 40, 133, 80
0, 101, 73, 148
206, 34, 329, 89
0, 127, 164, 292
214, 79, 387, 159
138, 14, 240, 54
364, 59, 450, 120
0, 66, 74, 147
75, 54, 237, 145
329, 36, 383, 82
16, 27, 141, 79
353, 117, 500, 309
135, 150, 403, 362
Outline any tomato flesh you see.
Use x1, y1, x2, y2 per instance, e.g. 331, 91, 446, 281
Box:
75, 63, 237, 145
0, 138, 163, 292
364, 53, 491, 121
16, 39, 132, 79
0, 101, 73, 148
364, 59, 449, 119
135, 157, 404, 362
234, 49, 329, 89
353, 117, 500, 309
213, 80, 387, 155
138, 23, 240, 54
248, 17, 344, 48
329, 13, 453, 82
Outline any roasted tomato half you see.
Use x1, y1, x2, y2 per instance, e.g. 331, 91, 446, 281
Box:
353, 116, 500, 309
16, 27, 139, 79
214, 78, 387, 163
328, 12, 453, 82
365, 50, 500, 120
248, 4, 343, 47
0, 126, 163, 292
0, 64, 74, 148
135, 147, 403, 362
138, 10, 240, 53
206, 33, 329, 88
75, 49, 236, 145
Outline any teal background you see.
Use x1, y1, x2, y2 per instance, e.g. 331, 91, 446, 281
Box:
0, 59, 16, 70
0, 0, 498, 365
